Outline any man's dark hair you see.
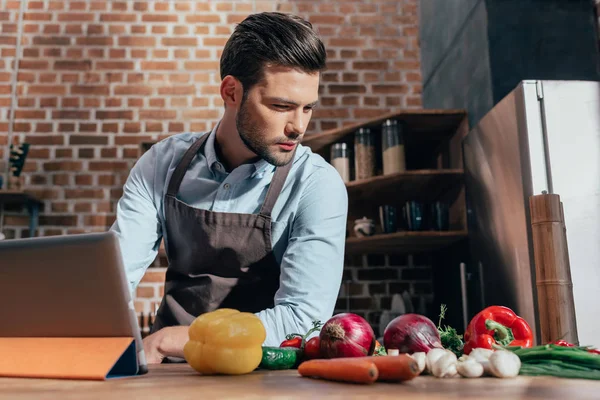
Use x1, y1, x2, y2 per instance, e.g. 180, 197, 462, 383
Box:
220, 12, 327, 98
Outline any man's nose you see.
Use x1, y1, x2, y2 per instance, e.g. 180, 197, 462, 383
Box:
285, 111, 305, 137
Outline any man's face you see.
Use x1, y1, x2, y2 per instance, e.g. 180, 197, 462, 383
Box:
235, 65, 320, 166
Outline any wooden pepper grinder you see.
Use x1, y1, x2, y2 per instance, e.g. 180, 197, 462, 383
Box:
529, 192, 578, 345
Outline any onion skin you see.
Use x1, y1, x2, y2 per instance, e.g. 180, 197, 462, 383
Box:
383, 314, 443, 354
319, 313, 376, 358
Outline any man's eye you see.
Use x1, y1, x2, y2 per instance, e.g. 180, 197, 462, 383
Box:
274, 104, 289, 110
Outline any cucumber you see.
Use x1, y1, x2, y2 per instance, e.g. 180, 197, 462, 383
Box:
259, 347, 302, 370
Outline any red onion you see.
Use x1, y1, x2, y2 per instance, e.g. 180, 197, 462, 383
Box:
383, 314, 443, 354
319, 313, 376, 358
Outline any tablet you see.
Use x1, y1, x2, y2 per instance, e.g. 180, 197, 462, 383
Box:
0, 231, 148, 375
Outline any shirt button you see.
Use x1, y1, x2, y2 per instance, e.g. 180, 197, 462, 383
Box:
223, 183, 230, 190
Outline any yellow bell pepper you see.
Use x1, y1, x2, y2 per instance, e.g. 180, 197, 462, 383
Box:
183, 308, 266, 375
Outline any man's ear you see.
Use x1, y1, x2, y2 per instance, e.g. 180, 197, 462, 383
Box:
220, 75, 243, 107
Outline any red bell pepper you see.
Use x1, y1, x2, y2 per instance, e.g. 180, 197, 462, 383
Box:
463, 306, 534, 354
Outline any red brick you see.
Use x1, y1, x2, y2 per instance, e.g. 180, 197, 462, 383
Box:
24, 12, 52, 21
55, 60, 91, 70
84, 214, 116, 227
96, 110, 133, 120
69, 135, 108, 145
329, 85, 367, 94
394, 61, 420, 70
192, 98, 209, 107
114, 85, 153, 95
170, 98, 189, 107
44, 161, 83, 171
104, 98, 121, 107
353, 61, 388, 70
161, 37, 197, 47
58, 13, 94, 22
122, 123, 143, 133
19, 98, 36, 108
132, 49, 148, 58
139, 110, 177, 120
87, 48, 105, 58
75, 36, 113, 46
149, 98, 165, 107
203, 37, 228, 47
173, 25, 190, 35
33, 123, 53, 132
131, 25, 146, 34
101, 148, 118, 158
69, 1, 86, 10
51, 202, 69, 213
26, 188, 60, 200
74, 202, 93, 212
145, 122, 163, 132
55, 148, 73, 158
406, 96, 422, 107
140, 61, 177, 71
65, 189, 105, 199
15, 110, 45, 119
118, 36, 156, 47
157, 85, 196, 95
169, 122, 185, 132
52, 110, 90, 119
151, 26, 167, 34
28, 148, 49, 159
136, 286, 155, 298
71, 85, 110, 96
23, 135, 63, 146
133, 2, 148, 11
58, 122, 76, 132
186, 14, 220, 23
110, 49, 126, 58
79, 123, 97, 132
174, 48, 190, 59
19, 60, 49, 70
342, 96, 359, 106
38, 215, 78, 226
111, 1, 128, 11
309, 15, 345, 25
109, 25, 126, 34
127, 98, 144, 107
96, 61, 134, 70
88, 161, 129, 171
90, 1, 107, 11
98, 175, 116, 185
142, 14, 178, 23
78, 148, 95, 158
406, 72, 421, 82
373, 85, 409, 94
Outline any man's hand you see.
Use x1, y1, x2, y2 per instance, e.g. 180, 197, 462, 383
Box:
142, 326, 190, 364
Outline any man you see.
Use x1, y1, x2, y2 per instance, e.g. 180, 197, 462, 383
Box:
110, 12, 348, 364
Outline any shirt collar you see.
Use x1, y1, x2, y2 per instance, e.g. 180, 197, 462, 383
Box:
204, 120, 276, 178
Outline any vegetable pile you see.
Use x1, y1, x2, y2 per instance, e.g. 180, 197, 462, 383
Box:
184, 305, 600, 383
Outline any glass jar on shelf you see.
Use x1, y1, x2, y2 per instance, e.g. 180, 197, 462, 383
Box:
381, 119, 406, 175
354, 127, 376, 180
330, 143, 350, 183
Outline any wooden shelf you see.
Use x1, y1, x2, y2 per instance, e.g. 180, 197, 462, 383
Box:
302, 109, 467, 153
345, 230, 468, 254
346, 169, 464, 207
0, 190, 43, 206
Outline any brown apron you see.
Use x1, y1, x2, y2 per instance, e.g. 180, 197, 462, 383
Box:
151, 132, 293, 333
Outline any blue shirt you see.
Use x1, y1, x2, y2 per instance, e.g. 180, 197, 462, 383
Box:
110, 122, 348, 346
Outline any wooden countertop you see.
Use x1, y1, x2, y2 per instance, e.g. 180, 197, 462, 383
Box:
1, 364, 600, 399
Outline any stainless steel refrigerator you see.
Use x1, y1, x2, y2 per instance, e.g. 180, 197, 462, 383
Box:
463, 80, 600, 348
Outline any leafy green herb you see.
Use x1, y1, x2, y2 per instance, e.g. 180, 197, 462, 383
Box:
437, 304, 464, 357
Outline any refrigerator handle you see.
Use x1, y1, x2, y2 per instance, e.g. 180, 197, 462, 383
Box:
459, 262, 469, 331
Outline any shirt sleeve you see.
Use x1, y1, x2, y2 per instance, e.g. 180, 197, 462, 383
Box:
256, 164, 348, 346
110, 145, 163, 293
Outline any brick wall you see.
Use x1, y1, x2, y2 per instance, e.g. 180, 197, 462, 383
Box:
0, 0, 424, 332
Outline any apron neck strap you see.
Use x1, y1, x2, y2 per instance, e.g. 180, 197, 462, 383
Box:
166, 131, 295, 217
259, 156, 294, 217
166, 132, 210, 197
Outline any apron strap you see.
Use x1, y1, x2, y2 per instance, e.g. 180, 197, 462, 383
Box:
166, 133, 210, 197
259, 155, 294, 217
166, 129, 294, 217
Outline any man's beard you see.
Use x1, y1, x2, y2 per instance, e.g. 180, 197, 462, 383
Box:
236, 100, 299, 167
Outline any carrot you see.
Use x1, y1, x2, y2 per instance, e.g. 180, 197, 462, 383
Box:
361, 354, 420, 382
298, 358, 379, 384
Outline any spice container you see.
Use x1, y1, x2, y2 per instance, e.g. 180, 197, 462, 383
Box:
330, 143, 350, 183
381, 119, 406, 175
354, 127, 376, 180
